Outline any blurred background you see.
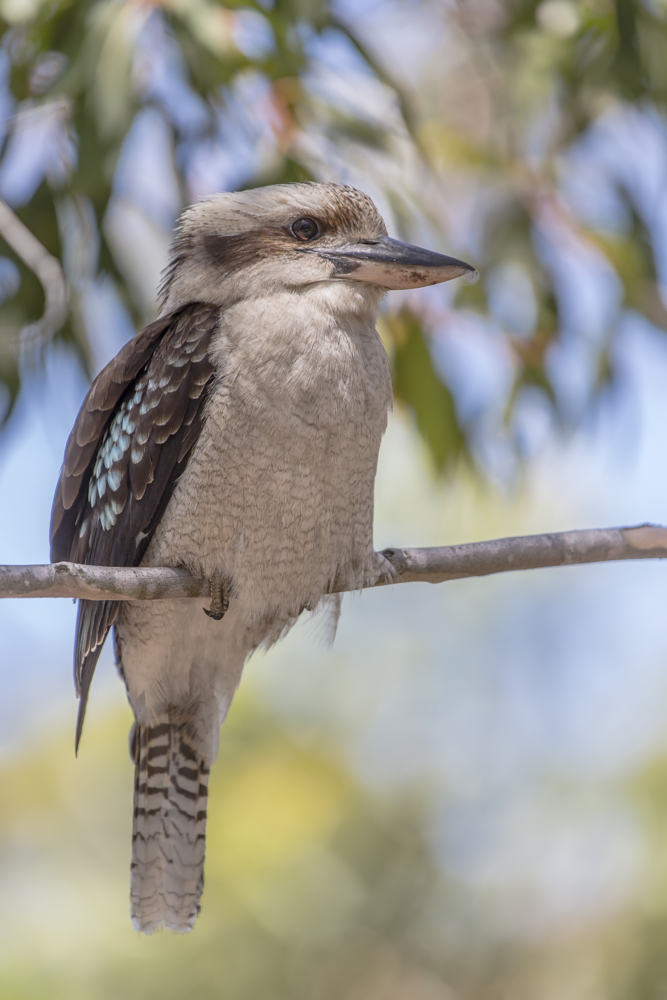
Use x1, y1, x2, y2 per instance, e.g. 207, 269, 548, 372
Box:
2, 0, 667, 996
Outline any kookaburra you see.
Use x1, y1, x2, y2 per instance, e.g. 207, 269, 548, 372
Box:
50, 182, 475, 933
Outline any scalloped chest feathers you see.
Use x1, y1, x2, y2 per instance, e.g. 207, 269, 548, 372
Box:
146, 296, 393, 614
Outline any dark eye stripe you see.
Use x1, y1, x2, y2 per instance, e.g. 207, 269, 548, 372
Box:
290, 217, 319, 241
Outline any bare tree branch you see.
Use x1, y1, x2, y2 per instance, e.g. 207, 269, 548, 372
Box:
1, 524, 666, 603
0, 196, 69, 349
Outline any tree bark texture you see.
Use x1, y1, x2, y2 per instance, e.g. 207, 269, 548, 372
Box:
0, 524, 666, 603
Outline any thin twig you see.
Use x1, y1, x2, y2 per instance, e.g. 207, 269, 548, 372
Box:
0, 524, 666, 602
0, 196, 69, 349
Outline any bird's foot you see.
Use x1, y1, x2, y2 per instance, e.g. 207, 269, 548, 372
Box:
204, 574, 229, 621
374, 548, 404, 583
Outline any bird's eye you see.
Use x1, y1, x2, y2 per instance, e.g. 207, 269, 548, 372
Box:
290, 217, 320, 241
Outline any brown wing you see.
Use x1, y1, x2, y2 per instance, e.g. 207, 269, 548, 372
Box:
50, 303, 219, 750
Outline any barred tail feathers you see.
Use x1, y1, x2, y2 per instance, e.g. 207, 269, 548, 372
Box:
130, 720, 209, 933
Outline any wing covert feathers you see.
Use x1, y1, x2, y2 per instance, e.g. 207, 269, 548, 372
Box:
51, 303, 218, 564
131, 720, 209, 934
49, 303, 219, 749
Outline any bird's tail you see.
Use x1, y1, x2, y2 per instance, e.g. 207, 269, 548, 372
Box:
130, 718, 210, 933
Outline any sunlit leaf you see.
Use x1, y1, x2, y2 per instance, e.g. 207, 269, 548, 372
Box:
387, 308, 466, 474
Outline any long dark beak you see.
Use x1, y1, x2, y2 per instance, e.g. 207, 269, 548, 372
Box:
314, 234, 477, 289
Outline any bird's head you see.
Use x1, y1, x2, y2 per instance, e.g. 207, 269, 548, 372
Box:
159, 182, 477, 316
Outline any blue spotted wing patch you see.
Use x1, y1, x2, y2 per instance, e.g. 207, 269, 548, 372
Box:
49, 302, 219, 749
71, 307, 216, 564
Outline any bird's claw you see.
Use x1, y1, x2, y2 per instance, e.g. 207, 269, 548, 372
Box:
204, 575, 228, 621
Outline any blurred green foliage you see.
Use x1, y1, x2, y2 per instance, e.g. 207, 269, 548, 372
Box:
1, 0, 667, 469
0, 694, 455, 1000
7, 687, 667, 999
388, 308, 466, 473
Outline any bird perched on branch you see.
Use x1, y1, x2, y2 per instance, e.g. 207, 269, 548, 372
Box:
50, 182, 475, 933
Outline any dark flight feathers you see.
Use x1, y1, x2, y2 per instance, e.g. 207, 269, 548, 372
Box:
50, 303, 219, 750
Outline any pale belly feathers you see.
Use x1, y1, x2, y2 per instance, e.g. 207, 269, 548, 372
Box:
115, 296, 392, 737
